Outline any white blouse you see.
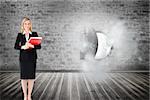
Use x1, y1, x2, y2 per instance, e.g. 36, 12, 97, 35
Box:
23, 31, 32, 41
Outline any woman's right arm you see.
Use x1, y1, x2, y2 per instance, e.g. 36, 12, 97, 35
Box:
14, 33, 21, 50
14, 33, 30, 50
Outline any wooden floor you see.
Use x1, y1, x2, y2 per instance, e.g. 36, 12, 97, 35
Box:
0, 72, 149, 100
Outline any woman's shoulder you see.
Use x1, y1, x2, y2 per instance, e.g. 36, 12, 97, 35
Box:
17, 32, 23, 36
32, 31, 37, 33
32, 32, 39, 36
32, 31, 38, 35
18, 32, 22, 34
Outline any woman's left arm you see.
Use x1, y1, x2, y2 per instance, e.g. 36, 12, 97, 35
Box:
33, 32, 41, 49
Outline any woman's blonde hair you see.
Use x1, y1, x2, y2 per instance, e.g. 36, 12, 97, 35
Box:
21, 17, 32, 33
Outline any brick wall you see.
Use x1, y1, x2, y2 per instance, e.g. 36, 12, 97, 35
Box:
0, 0, 149, 71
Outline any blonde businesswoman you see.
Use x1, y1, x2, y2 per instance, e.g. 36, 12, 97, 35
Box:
14, 17, 41, 100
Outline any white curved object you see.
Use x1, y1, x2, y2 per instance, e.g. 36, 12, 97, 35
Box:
95, 32, 112, 59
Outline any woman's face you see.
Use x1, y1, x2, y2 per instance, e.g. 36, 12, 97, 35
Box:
23, 20, 31, 32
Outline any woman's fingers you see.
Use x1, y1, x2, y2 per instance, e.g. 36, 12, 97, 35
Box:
24, 45, 29, 49
26, 42, 34, 48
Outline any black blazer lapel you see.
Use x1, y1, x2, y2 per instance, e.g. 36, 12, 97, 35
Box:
29, 33, 33, 40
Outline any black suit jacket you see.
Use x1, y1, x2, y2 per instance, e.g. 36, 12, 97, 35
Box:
14, 32, 41, 61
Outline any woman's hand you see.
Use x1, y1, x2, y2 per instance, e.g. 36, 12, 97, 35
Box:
21, 44, 29, 50
26, 42, 34, 48
21, 42, 34, 50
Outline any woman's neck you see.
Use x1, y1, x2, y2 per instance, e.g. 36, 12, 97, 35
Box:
24, 30, 30, 34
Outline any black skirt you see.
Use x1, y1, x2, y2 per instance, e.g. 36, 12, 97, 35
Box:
20, 60, 36, 79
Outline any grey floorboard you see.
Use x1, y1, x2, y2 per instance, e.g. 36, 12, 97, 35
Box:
0, 72, 149, 100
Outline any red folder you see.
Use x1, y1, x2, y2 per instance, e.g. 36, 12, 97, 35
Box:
28, 37, 42, 45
